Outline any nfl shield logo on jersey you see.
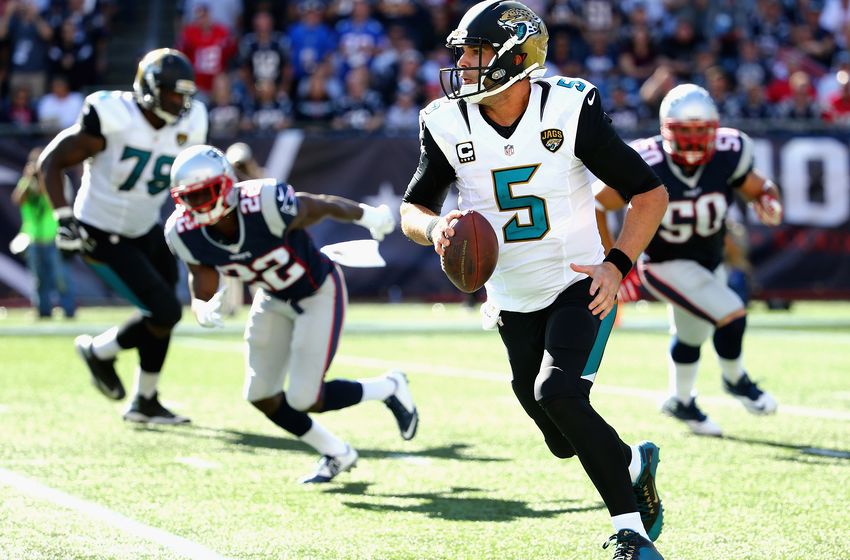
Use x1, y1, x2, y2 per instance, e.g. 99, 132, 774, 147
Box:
541, 129, 564, 153
504, 144, 515, 156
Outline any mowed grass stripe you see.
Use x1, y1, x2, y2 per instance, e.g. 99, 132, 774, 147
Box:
177, 337, 850, 422
0, 468, 233, 560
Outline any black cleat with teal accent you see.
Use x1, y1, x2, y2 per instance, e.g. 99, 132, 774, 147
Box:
632, 441, 663, 541
603, 529, 664, 559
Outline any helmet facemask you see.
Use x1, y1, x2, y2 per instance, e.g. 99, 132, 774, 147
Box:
661, 120, 719, 166
133, 48, 197, 125
171, 174, 235, 226
170, 145, 238, 226
440, 1, 547, 104
659, 83, 720, 167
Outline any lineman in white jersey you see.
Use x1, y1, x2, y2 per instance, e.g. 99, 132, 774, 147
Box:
399, 2, 669, 558
39, 48, 207, 424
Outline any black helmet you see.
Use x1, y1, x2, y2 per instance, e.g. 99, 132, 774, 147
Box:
133, 48, 197, 124
440, 0, 547, 103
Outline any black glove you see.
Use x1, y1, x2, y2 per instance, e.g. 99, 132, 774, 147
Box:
54, 207, 83, 253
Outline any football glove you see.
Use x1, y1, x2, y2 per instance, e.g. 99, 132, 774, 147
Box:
480, 301, 503, 331
617, 268, 643, 303
54, 207, 83, 253
191, 290, 225, 329
751, 192, 783, 226
354, 204, 395, 241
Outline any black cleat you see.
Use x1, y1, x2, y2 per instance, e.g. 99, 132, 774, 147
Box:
74, 334, 125, 400
384, 371, 418, 440
123, 392, 190, 424
660, 396, 722, 436
603, 529, 664, 559
632, 441, 663, 541
300, 446, 358, 483
723, 373, 778, 414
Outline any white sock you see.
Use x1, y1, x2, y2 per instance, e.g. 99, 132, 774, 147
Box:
718, 357, 744, 384
134, 368, 159, 399
611, 512, 648, 539
300, 421, 348, 457
627, 444, 642, 484
669, 356, 699, 404
92, 327, 121, 360
357, 375, 396, 402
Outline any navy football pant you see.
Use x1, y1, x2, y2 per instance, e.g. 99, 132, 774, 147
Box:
498, 278, 638, 516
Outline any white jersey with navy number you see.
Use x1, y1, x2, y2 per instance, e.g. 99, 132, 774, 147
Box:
74, 91, 208, 237
420, 78, 603, 312
164, 179, 334, 303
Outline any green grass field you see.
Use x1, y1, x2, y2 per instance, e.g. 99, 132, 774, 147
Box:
1, 302, 848, 559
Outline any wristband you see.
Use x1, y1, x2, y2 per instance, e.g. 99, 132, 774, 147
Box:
425, 217, 439, 243
603, 248, 633, 278
54, 206, 73, 220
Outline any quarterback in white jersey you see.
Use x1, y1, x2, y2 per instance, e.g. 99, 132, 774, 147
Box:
40, 48, 205, 424
399, 2, 669, 558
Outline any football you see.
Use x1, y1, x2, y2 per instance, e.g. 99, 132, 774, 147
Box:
440, 210, 499, 293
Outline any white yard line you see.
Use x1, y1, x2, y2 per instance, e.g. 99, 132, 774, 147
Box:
179, 337, 850, 422
0, 468, 233, 560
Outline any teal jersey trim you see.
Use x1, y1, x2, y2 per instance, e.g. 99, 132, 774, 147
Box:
582, 303, 618, 377
87, 260, 148, 311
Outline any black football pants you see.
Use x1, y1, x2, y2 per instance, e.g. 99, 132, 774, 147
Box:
81, 223, 181, 373
498, 278, 638, 516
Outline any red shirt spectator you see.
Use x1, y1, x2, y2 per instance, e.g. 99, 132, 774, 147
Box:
824, 70, 850, 122
178, 3, 235, 92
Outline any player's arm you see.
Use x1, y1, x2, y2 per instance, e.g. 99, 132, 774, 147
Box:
37, 102, 106, 209
572, 88, 668, 317
187, 262, 226, 328
594, 183, 628, 252
289, 192, 395, 240
400, 124, 462, 256
737, 170, 783, 226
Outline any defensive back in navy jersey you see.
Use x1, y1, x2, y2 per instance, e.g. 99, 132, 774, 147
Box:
631, 127, 754, 270
165, 179, 333, 303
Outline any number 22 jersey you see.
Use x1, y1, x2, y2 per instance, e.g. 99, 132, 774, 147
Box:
164, 179, 333, 303
633, 128, 754, 270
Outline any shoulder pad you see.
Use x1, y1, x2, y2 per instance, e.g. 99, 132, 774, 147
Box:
85, 91, 134, 135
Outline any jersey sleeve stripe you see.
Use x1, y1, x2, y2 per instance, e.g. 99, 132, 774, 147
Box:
261, 183, 286, 236
730, 134, 754, 183
165, 227, 200, 265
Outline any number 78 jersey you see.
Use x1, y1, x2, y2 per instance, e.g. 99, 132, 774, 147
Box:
74, 91, 208, 237
636, 128, 754, 270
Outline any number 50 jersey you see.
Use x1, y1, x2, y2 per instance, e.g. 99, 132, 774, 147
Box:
75, 91, 208, 237
164, 179, 333, 303
634, 127, 754, 270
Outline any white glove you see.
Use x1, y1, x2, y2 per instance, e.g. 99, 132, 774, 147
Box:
751, 192, 783, 226
191, 290, 225, 328
354, 204, 395, 241
480, 301, 503, 331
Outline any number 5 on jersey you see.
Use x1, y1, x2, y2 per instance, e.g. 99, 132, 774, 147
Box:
492, 165, 550, 242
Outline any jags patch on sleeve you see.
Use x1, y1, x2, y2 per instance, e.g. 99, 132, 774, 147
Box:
277, 183, 298, 216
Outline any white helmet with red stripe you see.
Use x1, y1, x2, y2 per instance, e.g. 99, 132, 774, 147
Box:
659, 84, 719, 167
170, 145, 237, 226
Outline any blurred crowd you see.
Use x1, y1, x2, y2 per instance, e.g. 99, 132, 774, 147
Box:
1, 0, 849, 136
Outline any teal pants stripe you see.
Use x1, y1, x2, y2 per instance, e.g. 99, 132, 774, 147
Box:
87, 259, 148, 311
582, 303, 618, 377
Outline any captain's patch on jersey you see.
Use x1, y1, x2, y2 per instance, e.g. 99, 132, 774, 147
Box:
456, 141, 475, 163
541, 129, 564, 153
